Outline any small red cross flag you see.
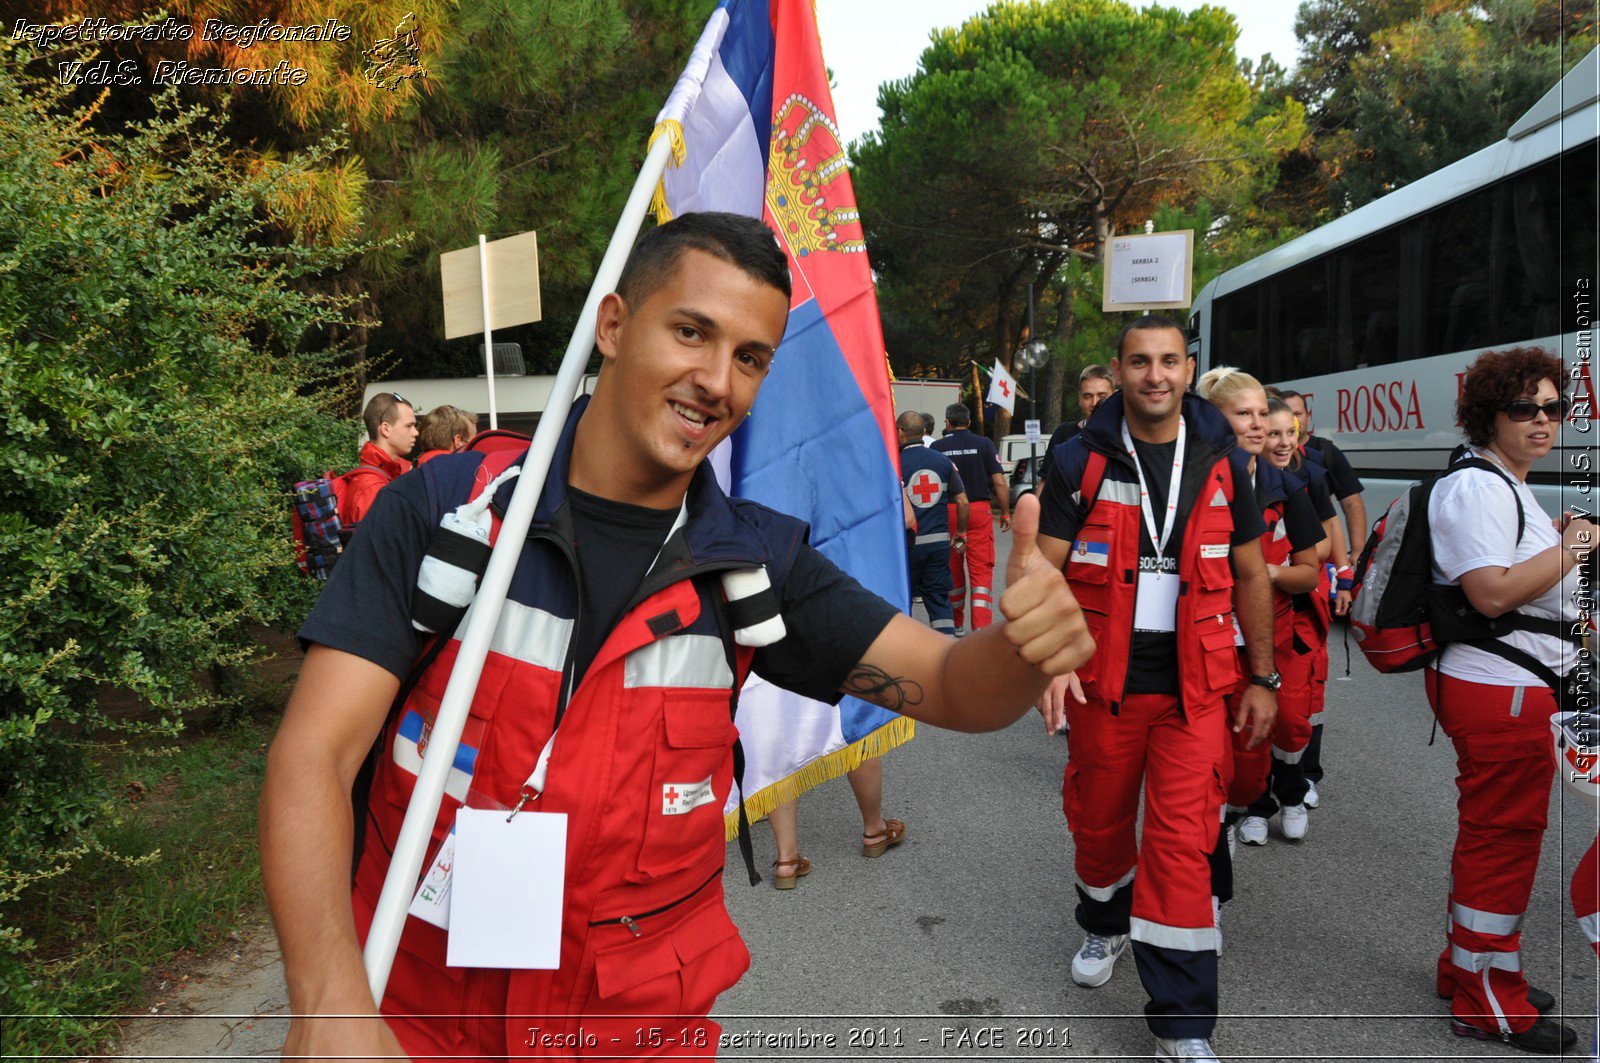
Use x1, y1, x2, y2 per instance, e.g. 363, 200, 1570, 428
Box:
987, 359, 1018, 414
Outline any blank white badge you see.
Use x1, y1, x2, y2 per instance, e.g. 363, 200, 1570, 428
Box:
1132, 571, 1179, 633
446, 808, 566, 969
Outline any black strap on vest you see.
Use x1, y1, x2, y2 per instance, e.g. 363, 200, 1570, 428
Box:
706, 580, 762, 887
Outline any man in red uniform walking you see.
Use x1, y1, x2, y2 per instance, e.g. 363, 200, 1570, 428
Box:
259, 212, 1095, 1062
1035, 315, 1278, 1063
932, 403, 1010, 631
343, 392, 420, 525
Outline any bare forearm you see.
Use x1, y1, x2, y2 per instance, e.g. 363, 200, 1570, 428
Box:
1343, 495, 1368, 559
1235, 568, 1276, 676
1461, 545, 1579, 617
260, 751, 376, 1017
1270, 562, 1321, 594
937, 626, 1049, 730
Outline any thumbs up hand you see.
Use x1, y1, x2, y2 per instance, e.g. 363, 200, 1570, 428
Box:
999, 493, 1095, 677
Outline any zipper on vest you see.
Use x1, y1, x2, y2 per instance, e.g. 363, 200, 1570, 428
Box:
589, 868, 721, 935
528, 527, 584, 724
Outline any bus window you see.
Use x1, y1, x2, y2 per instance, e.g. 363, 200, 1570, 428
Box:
1422, 185, 1497, 358
1503, 159, 1561, 343
1563, 146, 1599, 335
1215, 285, 1264, 375
1277, 259, 1332, 380
1335, 232, 1402, 368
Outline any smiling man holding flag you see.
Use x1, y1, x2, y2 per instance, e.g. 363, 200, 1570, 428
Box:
259, 4, 1093, 1061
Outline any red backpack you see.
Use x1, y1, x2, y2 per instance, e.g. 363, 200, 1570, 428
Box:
291, 465, 394, 579
1348, 457, 1576, 688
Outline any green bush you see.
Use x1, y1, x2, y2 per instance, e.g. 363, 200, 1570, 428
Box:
0, 44, 368, 1043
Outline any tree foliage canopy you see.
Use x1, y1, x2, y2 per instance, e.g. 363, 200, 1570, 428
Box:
0, 45, 359, 1036
853, 0, 1304, 413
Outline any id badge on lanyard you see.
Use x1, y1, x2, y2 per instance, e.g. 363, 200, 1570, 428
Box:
1124, 418, 1185, 635
409, 736, 568, 970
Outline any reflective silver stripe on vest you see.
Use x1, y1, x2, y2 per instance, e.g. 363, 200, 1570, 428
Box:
1452, 902, 1524, 937
1131, 916, 1218, 953
915, 532, 950, 545
1075, 866, 1135, 902
1271, 744, 1307, 765
624, 634, 735, 690
461, 599, 573, 672
1581, 911, 1600, 945
1210, 488, 1229, 507
1449, 944, 1522, 973
1098, 480, 1141, 506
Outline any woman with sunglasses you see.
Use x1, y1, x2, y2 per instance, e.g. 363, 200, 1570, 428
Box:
1426, 347, 1593, 1055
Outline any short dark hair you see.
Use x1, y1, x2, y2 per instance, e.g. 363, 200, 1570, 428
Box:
1277, 388, 1304, 403
896, 410, 924, 434
945, 402, 971, 427
920, 412, 935, 436
1114, 314, 1187, 360
363, 392, 412, 441
1457, 347, 1566, 447
617, 212, 791, 308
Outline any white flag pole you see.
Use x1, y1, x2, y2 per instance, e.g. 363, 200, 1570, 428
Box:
478, 234, 499, 430
362, 131, 676, 1001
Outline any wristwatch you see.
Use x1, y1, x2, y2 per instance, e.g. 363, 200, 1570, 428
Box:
1249, 672, 1282, 691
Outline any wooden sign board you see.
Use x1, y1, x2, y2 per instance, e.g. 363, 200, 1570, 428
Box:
441, 231, 541, 339
1102, 229, 1194, 312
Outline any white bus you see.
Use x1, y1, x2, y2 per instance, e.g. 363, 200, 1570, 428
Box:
1189, 47, 1599, 520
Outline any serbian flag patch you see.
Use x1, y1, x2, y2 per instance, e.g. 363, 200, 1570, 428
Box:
1072, 539, 1111, 567
394, 709, 479, 803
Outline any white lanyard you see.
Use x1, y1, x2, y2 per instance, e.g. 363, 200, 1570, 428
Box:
1121, 416, 1186, 580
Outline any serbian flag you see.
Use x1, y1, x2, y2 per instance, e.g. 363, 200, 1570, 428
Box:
649, 0, 914, 834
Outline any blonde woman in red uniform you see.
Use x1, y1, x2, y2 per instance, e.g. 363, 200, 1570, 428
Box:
1197, 372, 1325, 852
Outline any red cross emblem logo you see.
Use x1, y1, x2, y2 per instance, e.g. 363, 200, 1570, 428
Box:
908, 469, 943, 506
664, 786, 681, 806
999, 379, 1012, 397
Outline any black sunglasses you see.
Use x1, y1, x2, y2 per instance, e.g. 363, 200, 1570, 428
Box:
1502, 398, 1569, 422
390, 391, 409, 406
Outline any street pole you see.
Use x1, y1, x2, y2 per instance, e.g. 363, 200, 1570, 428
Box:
1027, 283, 1037, 474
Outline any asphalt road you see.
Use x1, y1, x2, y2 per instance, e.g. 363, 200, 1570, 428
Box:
113, 520, 1599, 1062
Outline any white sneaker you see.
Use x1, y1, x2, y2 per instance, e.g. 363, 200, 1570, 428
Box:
1238, 816, 1268, 846
1070, 931, 1129, 987
1304, 780, 1320, 808
1154, 1035, 1221, 1061
1280, 804, 1309, 840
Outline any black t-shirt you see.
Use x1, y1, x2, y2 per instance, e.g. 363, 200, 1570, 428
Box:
1039, 438, 1264, 696
567, 486, 679, 686
298, 467, 899, 705
1274, 477, 1327, 554
1308, 434, 1363, 500
1041, 420, 1084, 483
1306, 468, 1337, 522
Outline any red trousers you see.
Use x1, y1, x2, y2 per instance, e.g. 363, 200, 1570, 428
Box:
1226, 641, 1316, 811
948, 499, 995, 629
1575, 836, 1600, 958
1426, 668, 1556, 1037
367, 878, 749, 1059
1064, 692, 1228, 949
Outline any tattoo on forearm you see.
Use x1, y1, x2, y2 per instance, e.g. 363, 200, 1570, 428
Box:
842, 664, 924, 710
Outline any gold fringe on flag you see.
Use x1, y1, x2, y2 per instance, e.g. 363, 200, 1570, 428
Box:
647, 119, 688, 222
722, 715, 917, 840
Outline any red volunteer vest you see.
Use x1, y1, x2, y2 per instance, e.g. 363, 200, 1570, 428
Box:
352, 447, 768, 1020
1064, 447, 1239, 709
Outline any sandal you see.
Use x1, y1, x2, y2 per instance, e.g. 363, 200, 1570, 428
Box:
861, 818, 906, 858
772, 855, 811, 890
